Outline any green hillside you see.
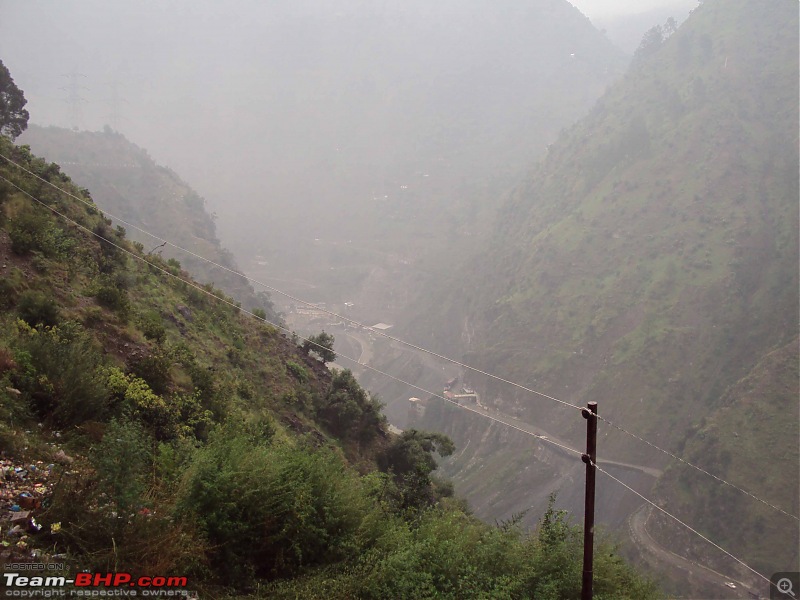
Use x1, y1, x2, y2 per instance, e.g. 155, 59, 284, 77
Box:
652, 338, 799, 576
400, 0, 798, 590
18, 125, 276, 319
411, 0, 797, 444
0, 130, 659, 596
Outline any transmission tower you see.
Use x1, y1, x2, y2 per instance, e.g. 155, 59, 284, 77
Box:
61, 71, 88, 130
105, 79, 128, 131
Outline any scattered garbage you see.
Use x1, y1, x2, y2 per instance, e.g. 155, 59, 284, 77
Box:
1, 456, 60, 563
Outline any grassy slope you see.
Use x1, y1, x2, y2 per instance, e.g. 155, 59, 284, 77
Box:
0, 137, 661, 598
652, 338, 799, 576
412, 0, 798, 450
402, 0, 798, 585
17, 125, 274, 317
1, 140, 340, 452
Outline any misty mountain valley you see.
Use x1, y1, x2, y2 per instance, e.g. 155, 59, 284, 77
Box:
0, 1, 797, 599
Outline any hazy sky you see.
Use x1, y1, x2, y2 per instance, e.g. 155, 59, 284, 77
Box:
0, 0, 696, 260
568, 0, 686, 18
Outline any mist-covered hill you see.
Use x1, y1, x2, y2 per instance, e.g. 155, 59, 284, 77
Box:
399, 0, 798, 594
0, 132, 660, 597
230, 0, 630, 327
652, 337, 799, 579
18, 125, 276, 318
1, 0, 633, 370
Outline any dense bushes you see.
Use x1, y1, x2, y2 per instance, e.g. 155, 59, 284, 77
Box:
175, 424, 372, 585
377, 429, 456, 511
9, 208, 74, 258
317, 369, 385, 443
17, 290, 60, 327
11, 319, 109, 426
265, 494, 661, 600
136, 310, 167, 343
302, 331, 336, 363
95, 278, 131, 318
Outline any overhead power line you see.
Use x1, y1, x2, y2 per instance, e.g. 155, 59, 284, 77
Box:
597, 414, 799, 521
4, 173, 792, 599
595, 463, 779, 595
2, 152, 797, 522
0, 152, 583, 413
0, 173, 584, 460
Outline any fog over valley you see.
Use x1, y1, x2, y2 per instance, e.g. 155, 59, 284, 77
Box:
0, 2, 797, 599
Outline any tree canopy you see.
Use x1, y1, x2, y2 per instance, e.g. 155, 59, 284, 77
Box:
0, 60, 29, 140
302, 330, 336, 363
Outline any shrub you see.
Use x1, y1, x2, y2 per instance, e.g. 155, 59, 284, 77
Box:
176, 426, 369, 585
0, 278, 18, 309
95, 281, 130, 318
286, 360, 308, 382
303, 331, 336, 363
44, 453, 205, 575
107, 367, 175, 438
8, 210, 48, 255
318, 369, 384, 442
93, 221, 123, 263
136, 310, 166, 344
82, 306, 104, 328
92, 418, 150, 511
129, 349, 172, 396
12, 320, 109, 426
17, 290, 60, 327
377, 429, 455, 511
8, 209, 74, 258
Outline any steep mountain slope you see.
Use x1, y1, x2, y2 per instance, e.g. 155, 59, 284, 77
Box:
652, 338, 799, 579
396, 0, 797, 594
412, 0, 797, 441
17, 125, 276, 318
0, 135, 659, 598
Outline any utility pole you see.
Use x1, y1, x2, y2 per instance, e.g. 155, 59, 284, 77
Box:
581, 401, 598, 600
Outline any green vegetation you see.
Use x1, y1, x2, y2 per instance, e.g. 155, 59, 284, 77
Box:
18, 125, 278, 321
0, 59, 29, 139
653, 339, 800, 575
303, 330, 336, 363
317, 368, 384, 443
403, 0, 798, 584
0, 130, 659, 597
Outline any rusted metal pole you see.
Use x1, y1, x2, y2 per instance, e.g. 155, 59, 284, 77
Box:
581, 401, 598, 600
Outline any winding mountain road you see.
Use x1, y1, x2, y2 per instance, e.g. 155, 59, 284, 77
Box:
628, 504, 761, 599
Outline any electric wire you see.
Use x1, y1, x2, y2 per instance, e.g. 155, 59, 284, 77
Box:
596, 414, 799, 521
0, 153, 800, 520
0, 173, 585, 460
3, 152, 796, 523
0, 151, 583, 413
5, 165, 794, 596
594, 463, 778, 593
